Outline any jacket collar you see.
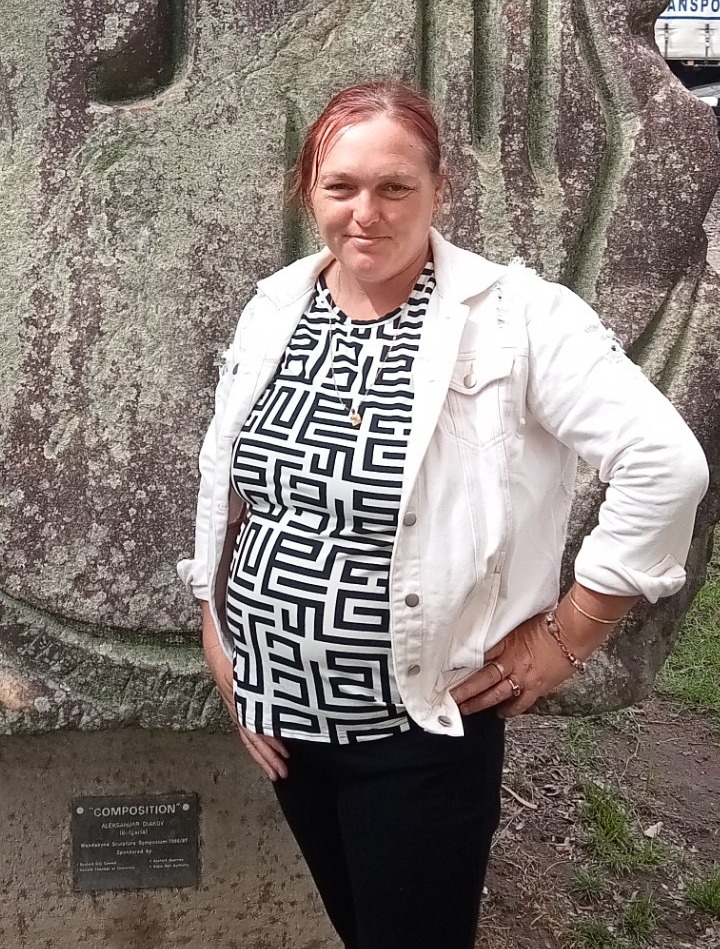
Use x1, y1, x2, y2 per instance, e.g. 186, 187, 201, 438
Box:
255, 229, 507, 308
429, 229, 508, 301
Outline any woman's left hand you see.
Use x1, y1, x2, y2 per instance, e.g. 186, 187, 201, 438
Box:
449, 612, 580, 719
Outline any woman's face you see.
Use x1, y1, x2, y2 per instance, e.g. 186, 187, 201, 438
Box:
309, 114, 443, 286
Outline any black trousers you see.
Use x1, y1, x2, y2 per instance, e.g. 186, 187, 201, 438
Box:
273, 710, 505, 949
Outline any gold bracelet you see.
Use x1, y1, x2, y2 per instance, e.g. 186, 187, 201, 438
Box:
544, 611, 586, 674
569, 591, 624, 626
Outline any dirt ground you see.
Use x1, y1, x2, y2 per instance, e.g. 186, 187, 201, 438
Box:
477, 697, 719, 949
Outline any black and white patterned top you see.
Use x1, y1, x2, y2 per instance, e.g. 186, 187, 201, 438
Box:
225, 262, 435, 743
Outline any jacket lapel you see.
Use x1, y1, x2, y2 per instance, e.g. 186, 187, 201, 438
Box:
401, 232, 507, 510
402, 291, 469, 511
219, 290, 314, 440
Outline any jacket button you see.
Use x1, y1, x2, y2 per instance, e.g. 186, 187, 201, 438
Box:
438, 715, 453, 727
463, 372, 476, 388
403, 512, 417, 526
407, 664, 421, 676
404, 593, 420, 607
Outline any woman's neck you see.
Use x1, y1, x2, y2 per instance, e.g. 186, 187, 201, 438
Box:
327, 245, 430, 322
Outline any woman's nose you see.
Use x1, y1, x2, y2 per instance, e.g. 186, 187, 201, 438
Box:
352, 191, 380, 226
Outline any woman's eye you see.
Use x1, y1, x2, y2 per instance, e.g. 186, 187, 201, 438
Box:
384, 183, 411, 195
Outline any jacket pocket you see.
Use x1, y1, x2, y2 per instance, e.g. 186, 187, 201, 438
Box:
441, 349, 516, 449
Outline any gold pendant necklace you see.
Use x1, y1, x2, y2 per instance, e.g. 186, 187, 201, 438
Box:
325, 262, 424, 428
328, 311, 402, 429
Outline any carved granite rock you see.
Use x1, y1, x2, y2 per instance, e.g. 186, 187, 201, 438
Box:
1, 0, 717, 731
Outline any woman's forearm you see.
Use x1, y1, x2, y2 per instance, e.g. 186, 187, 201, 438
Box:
553, 582, 640, 660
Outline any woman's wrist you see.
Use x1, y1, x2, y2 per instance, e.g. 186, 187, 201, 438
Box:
549, 583, 640, 666
543, 611, 587, 673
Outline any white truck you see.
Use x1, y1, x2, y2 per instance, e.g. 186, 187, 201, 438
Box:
655, 2, 720, 64
655, 3, 720, 114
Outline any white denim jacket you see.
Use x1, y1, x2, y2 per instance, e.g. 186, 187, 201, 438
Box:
178, 230, 708, 736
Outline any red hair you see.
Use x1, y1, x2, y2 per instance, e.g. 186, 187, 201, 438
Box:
290, 81, 445, 208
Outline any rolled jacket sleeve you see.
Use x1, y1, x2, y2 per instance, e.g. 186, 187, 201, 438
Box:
525, 279, 709, 603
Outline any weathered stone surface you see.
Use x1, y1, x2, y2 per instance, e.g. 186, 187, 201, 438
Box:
1, 0, 718, 730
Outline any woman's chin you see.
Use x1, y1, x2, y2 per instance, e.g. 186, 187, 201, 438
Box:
337, 249, 405, 284
339, 258, 392, 285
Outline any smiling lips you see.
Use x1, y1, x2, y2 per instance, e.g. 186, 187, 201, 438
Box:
347, 234, 385, 244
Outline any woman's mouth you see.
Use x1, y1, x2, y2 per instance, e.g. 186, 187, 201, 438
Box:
347, 235, 384, 245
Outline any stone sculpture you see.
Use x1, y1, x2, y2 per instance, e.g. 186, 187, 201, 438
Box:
1, 0, 717, 732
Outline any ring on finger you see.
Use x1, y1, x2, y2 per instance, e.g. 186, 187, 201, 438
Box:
487, 659, 505, 680
507, 675, 522, 698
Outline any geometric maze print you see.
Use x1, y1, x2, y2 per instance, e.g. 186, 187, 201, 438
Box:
226, 263, 436, 743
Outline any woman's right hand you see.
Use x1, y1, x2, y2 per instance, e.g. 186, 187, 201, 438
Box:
236, 727, 290, 782
201, 603, 289, 781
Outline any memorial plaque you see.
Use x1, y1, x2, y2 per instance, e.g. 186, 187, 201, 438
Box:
71, 793, 198, 891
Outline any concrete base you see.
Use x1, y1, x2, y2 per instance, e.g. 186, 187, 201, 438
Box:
0, 729, 337, 949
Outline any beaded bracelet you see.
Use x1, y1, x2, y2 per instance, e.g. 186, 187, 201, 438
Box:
544, 611, 587, 674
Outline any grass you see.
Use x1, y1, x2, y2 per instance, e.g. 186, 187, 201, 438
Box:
620, 894, 657, 944
563, 719, 598, 764
600, 708, 642, 740
577, 782, 666, 873
570, 918, 628, 949
685, 868, 720, 917
569, 887, 658, 948
658, 536, 720, 721
570, 865, 609, 901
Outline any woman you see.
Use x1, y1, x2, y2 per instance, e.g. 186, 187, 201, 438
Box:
178, 82, 708, 949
